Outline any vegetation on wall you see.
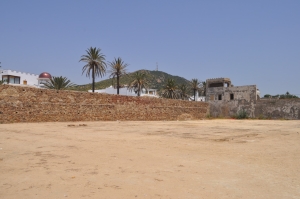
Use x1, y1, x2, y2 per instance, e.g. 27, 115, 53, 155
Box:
263, 92, 299, 99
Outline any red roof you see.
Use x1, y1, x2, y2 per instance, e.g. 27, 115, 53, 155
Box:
38, 72, 52, 79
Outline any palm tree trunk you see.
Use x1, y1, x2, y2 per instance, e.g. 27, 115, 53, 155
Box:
117, 75, 120, 95
92, 67, 95, 93
194, 89, 196, 101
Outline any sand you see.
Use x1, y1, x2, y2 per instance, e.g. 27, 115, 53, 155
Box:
0, 119, 300, 199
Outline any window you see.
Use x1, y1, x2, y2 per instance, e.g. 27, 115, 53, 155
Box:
8, 76, 20, 84
218, 94, 222, 100
4, 75, 20, 84
230, 94, 234, 100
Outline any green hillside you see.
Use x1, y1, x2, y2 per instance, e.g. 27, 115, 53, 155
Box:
73, 70, 191, 91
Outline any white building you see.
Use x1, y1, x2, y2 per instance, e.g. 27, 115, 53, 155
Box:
0, 69, 51, 88
189, 91, 206, 101
89, 86, 158, 97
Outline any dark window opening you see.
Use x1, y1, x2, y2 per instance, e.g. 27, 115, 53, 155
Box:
230, 94, 234, 100
209, 83, 224, 88
218, 95, 222, 100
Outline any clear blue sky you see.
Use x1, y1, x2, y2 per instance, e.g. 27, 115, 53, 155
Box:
1, 0, 299, 96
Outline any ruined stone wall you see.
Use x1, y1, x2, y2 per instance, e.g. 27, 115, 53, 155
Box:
0, 85, 209, 123
254, 99, 300, 119
208, 92, 300, 119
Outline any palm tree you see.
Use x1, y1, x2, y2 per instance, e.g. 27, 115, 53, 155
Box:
128, 71, 149, 96
80, 47, 107, 92
161, 78, 179, 99
108, 57, 128, 94
42, 76, 76, 90
178, 83, 190, 100
191, 78, 201, 101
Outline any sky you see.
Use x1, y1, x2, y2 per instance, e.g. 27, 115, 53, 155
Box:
0, 0, 299, 96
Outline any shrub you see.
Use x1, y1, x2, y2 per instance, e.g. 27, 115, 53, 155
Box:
236, 109, 248, 119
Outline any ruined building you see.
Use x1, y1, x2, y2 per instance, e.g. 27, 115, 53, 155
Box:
206, 77, 300, 119
206, 78, 258, 117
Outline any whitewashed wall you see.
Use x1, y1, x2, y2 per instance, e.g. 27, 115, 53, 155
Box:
0, 70, 39, 86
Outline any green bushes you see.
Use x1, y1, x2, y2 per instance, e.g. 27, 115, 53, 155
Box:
235, 109, 248, 119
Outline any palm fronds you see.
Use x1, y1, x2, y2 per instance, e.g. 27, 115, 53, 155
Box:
108, 57, 128, 94
42, 76, 76, 90
128, 71, 149, 96
160, 78, 180, 99
79, 47, 107, 92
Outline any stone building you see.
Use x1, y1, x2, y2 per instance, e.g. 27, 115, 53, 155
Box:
206, 78, 259, 117
206, 77, 300, 119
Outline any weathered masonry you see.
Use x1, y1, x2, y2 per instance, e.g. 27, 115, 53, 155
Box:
0, 85, 209, 123
206, 78, 300, 119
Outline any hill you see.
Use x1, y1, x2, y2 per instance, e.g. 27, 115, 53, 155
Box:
73, 70, 191, 91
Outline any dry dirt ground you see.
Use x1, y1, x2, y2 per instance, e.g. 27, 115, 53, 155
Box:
0, 120, 300, 199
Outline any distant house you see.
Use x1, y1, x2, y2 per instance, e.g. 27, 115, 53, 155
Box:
0, 69, 51, 88
89, 85, 158, 97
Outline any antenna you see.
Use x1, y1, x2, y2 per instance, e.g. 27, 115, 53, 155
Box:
156, 62, 158, 71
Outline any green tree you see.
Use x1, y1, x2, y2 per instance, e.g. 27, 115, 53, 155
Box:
108, 57, 128, 95
178, 83, 190, 100
190, 78, 201, 101
161, 78, 179, 99
264, 94, 271, 98
128, 71, 149, 96
42, 76, 76, 90
80, 47, 107, 92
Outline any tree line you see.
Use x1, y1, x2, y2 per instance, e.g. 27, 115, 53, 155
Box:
41, 47, 206, 100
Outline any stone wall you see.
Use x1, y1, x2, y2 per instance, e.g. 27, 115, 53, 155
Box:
208, 97, 300, 120
0, 85, 209, 123
255, 99, 300, 119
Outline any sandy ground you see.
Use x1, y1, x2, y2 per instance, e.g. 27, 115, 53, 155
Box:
0, 120, 300, 199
